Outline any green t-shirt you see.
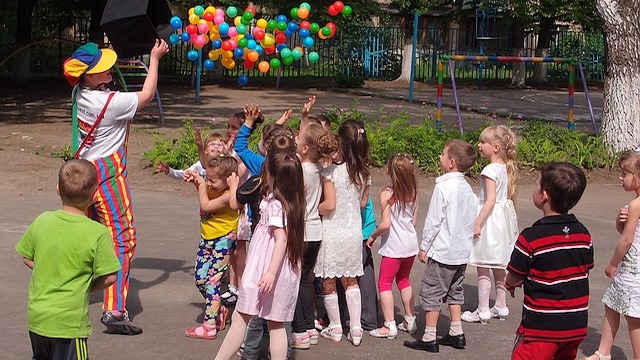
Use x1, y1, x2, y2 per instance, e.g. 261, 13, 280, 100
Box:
15, 209, 121, 339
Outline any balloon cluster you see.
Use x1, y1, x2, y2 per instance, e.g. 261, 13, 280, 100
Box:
168, 2, 352, 86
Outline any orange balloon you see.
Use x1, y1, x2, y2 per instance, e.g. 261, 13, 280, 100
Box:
297, 8, 309, 19
247, 50, 259, 62
258, 61, 270, 73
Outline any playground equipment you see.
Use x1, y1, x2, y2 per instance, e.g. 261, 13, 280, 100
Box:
112, 59, 165, 124
436, 55, 598, 135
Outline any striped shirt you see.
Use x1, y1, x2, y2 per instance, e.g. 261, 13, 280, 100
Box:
507, 214, 594, 343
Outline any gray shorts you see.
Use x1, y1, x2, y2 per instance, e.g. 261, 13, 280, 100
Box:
419, 259, 467, 311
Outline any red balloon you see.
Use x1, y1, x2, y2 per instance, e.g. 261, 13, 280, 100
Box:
333, 1, 345, 12
328, 5, 339, 16
245, 6, 256, 16
203, 12, 214, 22
326, 22, 337, 32
275, 33, 287, 44
221, 40, 233, 51
253, 28, 265, 40
300, 20, 311, 30
244, 59, 255, 69
186, 24, 198, 34
264, 45, 276, 54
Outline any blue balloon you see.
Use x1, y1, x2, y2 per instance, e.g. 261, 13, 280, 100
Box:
246, 39, 257, 50
204, 59, 214, 70
276, 43, 287, 52
299, 28, 310, 38
218, 23, 230, 34
238, 75, 248, 86
234, 48, 245, 58
303, 36, 314, 48
287, 21, 298, 32
169, 33, 180, 45
170, 16, 182, 30
187, 50, 199, 61
276, 14, 288, 23
244, 34, 253, 40
284, 29, 294, 37
212, 39, 222, 49
255, 45, 263, 55
180, 32, 191, 42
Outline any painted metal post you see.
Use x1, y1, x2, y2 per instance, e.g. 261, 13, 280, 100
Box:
409, 11, 418, 103
195, 49, 202, 104
436, 59, 444, 133
578, 62, 599, 136
568, 63, 575, 131
448, 60, 464, 134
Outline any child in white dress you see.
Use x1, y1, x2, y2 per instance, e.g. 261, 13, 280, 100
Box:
462, 125, 519, 324
586, 151, 640, 360
314, 120, 371, 346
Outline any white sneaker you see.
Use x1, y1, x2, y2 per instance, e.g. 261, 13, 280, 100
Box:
397, 315, 417, 335
489, 306, 509, 320
461, 309, 491, 324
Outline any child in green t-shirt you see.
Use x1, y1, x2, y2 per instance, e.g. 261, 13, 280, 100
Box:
16, 159, 121, 360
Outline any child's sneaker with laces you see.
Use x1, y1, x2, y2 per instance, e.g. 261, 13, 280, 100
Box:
291, 332, 311, 349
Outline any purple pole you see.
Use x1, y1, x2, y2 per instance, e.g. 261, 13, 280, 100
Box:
578, 62, 599, 136
448, 60, 464, 134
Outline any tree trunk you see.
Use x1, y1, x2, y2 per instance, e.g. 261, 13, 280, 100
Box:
530, 17, 554, 85
596, 0, 640, 152
510, 18, 526, 88
395, 16, 413, 83
89, 0, 108, 45
14, 0, 38, 80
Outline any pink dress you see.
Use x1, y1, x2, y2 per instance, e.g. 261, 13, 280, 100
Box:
235, 195, 301, 322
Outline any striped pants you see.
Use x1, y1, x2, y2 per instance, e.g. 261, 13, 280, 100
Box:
89, 148, 136, 312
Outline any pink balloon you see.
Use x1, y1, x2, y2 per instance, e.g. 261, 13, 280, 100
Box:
198, 23, 209, 34
228, 26, 238, 37
213, 15, 225, 25
215, 8, 225, 16
229, 39, 238, 49
195, 34, 207, 47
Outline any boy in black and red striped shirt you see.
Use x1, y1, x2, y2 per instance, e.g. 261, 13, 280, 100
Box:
506, 162, 594, 360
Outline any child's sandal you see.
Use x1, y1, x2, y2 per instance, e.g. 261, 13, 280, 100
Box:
216, 306, 229, 331
584, 351, 611, 360
185, 323, 217, 340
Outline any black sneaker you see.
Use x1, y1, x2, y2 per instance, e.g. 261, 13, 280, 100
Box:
101, 310, 143, 335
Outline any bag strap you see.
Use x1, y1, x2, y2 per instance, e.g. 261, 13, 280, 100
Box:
73, 92, 115, 159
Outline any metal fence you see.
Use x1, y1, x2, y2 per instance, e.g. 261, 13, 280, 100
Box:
1, 14, 605, 83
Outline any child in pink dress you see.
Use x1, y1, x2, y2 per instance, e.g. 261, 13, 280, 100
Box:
214, 150, 306, 360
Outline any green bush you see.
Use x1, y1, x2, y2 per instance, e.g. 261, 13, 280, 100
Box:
142, 109, 617, 175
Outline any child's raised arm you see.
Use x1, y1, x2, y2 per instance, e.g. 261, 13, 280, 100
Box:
475, 176, 497, 238
366, 188, 392, 249
194, 129, 208, 167
258, 226, 287, 293
226, 172, 240, 211
607, 198, 640, 278
193, 172, 232, 213
234, 104, 265, 176
300, 95, 316, 129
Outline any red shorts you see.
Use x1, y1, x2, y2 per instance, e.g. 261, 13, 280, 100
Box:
511, 333, 582, 360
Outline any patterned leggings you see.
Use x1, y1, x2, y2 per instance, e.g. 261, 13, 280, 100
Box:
194, 235, 236, 323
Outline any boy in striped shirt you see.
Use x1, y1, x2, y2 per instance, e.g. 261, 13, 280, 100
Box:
506, 162, 593, 360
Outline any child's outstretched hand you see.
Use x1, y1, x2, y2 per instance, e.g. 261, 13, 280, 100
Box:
183, 170, 195, 182
301, 95, 316, 120
195, 129, 204, 152
275, 109, 293, 125
258, 271, 276, 293
155, 162, 170, 174
605, 263, 618, 278
243, 103, 262, 128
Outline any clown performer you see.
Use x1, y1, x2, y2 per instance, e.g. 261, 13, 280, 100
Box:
62, 39, 169, 335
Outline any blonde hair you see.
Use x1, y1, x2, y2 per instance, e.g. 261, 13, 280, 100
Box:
479, 125, 518, 203
386, 153, 417, 212
205, 132, 226, 145
619, 151, 640, 177
300, 123, 325, 161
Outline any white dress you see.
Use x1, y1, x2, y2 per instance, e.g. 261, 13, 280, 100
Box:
603, 220, 640, 318
469, 163, 518, 269
314, 163, 364, 278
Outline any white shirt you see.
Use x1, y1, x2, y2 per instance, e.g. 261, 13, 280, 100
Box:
76, 88, 138, 160
378, 188, 419, 258
167, 161, 206, 180
421, 172, 478, 265
302, 162, 323, 242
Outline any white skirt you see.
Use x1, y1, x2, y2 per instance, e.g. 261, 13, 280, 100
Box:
469, 200, 518, 269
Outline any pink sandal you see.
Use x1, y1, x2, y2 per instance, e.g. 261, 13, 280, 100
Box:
185, 323, 217, 340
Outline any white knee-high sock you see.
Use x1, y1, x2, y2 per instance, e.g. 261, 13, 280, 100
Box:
345, 288, 362, 331
214, 311, 248, 360
323, 293, 342, 331
268, 327, 288, 360
477, 276, 491, 312
495, 281, 507, 309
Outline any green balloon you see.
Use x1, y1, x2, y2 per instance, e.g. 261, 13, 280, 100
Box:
308, 51, 319, 63
242, 11, 254, 21
267, 19, 277, 30
299, 2, 311, 10
277, 21, 288, 31
280, 48, 292, 59
309, 22, 320, 34
283, 56, 294, 66
241, 18, 251, 26
237, 38, 248, 48
341, 5, 352, 17
194, 5, 204, 16
291, 48, 303, 60
226, 6, 238, 17
321, 27, 331, 36
290, 7, 299, 19
236, 24, 247, 34
270, 58, 281, 69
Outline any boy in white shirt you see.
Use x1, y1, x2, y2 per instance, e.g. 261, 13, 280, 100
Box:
404, 139, 477, 353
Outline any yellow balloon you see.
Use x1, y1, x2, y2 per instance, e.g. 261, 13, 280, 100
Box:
209, 33, 220, 42
234, 16, 242, 26
205, 6, 216, 14
222, 50, 234, 59
189, 14, 199, 25
226, 60, 236, 70
261, 33, 275, 47
198, 19, 207, 26
188, 7, 195, 16
236, 34, 244, 40
208, 50, 220, 61
256, 18, 267, 29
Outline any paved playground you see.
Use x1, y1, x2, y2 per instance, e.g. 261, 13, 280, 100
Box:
1, 80, 626, 360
